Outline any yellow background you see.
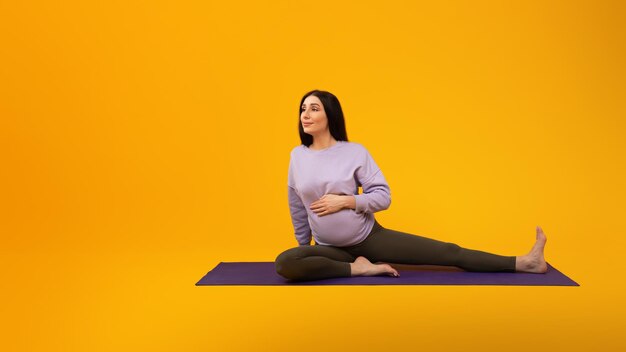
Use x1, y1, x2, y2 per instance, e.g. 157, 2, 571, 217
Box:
1, 0, 625, 351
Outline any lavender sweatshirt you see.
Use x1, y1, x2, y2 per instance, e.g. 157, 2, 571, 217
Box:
287, 141, 391, 247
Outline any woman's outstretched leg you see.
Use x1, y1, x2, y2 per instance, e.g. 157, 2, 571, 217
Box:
344, 222, 548, 273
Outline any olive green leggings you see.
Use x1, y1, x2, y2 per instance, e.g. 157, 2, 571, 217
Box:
275, 220, 517, 281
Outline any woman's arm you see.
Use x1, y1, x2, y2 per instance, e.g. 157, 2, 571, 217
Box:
288, 185, 312, 246
353, 171, 391, 213
287, 151, 312, 245
352, 147, 391, 213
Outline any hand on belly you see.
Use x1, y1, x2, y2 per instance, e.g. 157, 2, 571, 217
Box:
309, 193, 349, 216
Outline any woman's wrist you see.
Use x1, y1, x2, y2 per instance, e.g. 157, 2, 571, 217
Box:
343, 195, 356, 210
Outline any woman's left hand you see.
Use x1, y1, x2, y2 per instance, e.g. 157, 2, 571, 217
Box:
310, 194, 347, 216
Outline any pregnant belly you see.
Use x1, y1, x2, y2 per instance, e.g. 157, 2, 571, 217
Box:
309, 208, 366, 245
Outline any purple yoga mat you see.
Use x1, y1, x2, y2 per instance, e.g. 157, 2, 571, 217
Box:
195, 262, 579, 286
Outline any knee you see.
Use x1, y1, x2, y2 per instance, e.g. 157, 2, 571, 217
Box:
274, 251, 289, 277
446, 242, 461, 252
275, 249, 302, 280
443, 242, 463, 264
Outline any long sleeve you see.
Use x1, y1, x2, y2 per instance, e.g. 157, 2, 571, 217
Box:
353, 149, 391, 214
288, 186, 312, 246
287, 153, 312, 246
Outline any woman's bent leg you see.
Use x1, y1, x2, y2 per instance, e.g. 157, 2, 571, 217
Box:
345, 224, 516, 272
275, 245, 356, 281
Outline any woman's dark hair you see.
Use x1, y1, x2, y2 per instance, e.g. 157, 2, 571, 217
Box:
298, 89, 349, 147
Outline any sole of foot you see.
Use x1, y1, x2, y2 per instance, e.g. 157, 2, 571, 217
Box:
352, 256, 399, 277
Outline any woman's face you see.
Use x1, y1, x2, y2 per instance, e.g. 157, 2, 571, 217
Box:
300, 95, 329, 135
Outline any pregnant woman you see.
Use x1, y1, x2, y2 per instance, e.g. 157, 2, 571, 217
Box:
275, 89, 548, 282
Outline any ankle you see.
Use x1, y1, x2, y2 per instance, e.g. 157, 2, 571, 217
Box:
515, 255, 527, 271
349, 262, 362, 276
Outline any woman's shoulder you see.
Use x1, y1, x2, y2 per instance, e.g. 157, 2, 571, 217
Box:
343, 140, 365, 149
290, 144, 305, 154
342, 141, 369, 155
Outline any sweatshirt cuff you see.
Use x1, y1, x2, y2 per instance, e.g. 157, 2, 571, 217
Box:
353, 194, 366, 213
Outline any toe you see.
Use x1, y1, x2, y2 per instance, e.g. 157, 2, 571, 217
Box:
536, 226, 547, 240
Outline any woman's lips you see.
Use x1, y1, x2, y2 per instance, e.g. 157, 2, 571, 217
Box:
303, 123, 313, 127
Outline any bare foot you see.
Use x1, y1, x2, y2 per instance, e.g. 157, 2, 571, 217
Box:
350, 256, 400, 277
515, 226, 548, 273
